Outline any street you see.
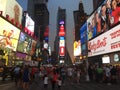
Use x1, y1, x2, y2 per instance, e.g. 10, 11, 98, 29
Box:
0, 77, 120, 90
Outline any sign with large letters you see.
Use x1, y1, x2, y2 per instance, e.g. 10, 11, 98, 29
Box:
88, 24, 120, 57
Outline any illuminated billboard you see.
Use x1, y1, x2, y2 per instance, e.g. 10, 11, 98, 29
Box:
17, 32, 32, 54
80, 22, 87, 44
88, 24, 120, 57
59, 37, 65, 56
30, 40, 37, 55
74, 40, 81, 56
0, 17, 20, 51
87, 0, 120, 41
24, 13, 35, 36
59, 46, 65, 56
0, 0, 23, 24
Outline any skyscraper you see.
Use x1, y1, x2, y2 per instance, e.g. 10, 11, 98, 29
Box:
73, 0, 88, 41
27, 0, 49, 41
54, 7, 66, 63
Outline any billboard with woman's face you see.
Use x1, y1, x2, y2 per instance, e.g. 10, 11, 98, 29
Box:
0, 17, 20, 51
87, 0, 120, 41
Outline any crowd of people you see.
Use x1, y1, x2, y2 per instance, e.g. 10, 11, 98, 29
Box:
0, 63, 120, 90
88, 64, 120, 85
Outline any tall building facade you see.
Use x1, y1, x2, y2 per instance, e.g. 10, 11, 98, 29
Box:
27, 0, 49, 42
73, 0, 88, 63
73, 1, 88, 41
54, 7, 71, 63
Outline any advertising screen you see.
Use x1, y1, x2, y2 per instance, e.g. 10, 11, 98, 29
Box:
30, 40, 37, 56
87, 0, 120, 41
88, 24, 120, 57
24, 13, 35, 36
0, 0, 23, 24
59, 36, 65, 56
0, 17, 20, 51
74, 40, 81, 56
81, 44, 86, 51
80, 22, 87, 44
102, 56, 110, 64
17, 32, 32, 54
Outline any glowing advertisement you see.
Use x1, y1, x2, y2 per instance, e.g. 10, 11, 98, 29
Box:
24, 13, 35, 36
88, 24, 120, 57
80, 22, 87, 44
0, 0, 23, 24
59, 46, 65, 56
59, 40, 65, 47
87, 0, 120, 41
59, 37, 65, 56
30, 40, 37, 55
74, 40, 81, 56
0, 17, 20, 51
17, 32, 32, 54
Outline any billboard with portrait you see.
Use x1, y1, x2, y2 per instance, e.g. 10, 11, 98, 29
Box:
24, 12, 35, 36
0, 17, 20, 51
87, 0, 120, 41
74, 40, 81, 56
0, 0, 23, 24
17, 32, 32, 54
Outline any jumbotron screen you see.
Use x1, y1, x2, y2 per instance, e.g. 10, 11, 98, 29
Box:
0, 17, 20, 51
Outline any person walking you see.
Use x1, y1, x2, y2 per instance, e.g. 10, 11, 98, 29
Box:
51, 70, 58, 90
43, 74, 49, 90
22, 65, 30, 90
57, 76, 62, 90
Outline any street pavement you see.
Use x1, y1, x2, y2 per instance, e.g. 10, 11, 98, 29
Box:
0, 76, 120, 90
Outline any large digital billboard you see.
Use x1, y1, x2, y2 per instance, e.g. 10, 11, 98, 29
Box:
74, 40, 81, 56
30, 40, 37, 56
0, 17, 20, 51
80, 22, 87, 44
59, 37, 65, 56
0, 0, 23, 24
87, 0, 120, 41
88, 24, 120, 57
24, 13, 35, 36
17, 32, 32, 54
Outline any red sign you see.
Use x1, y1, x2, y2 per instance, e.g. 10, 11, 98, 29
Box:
59, 46, 65, 56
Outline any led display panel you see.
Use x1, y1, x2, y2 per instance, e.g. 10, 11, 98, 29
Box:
17, 32, 32, 54
24, 13, 35, 36
87, 0, 120, 41
0, 0, 23, 24
88, 24, 120, 57
80, 22, 87, 44
74, 40, 81, 56
0, 17, 20, 51
30, 40, 37, 55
